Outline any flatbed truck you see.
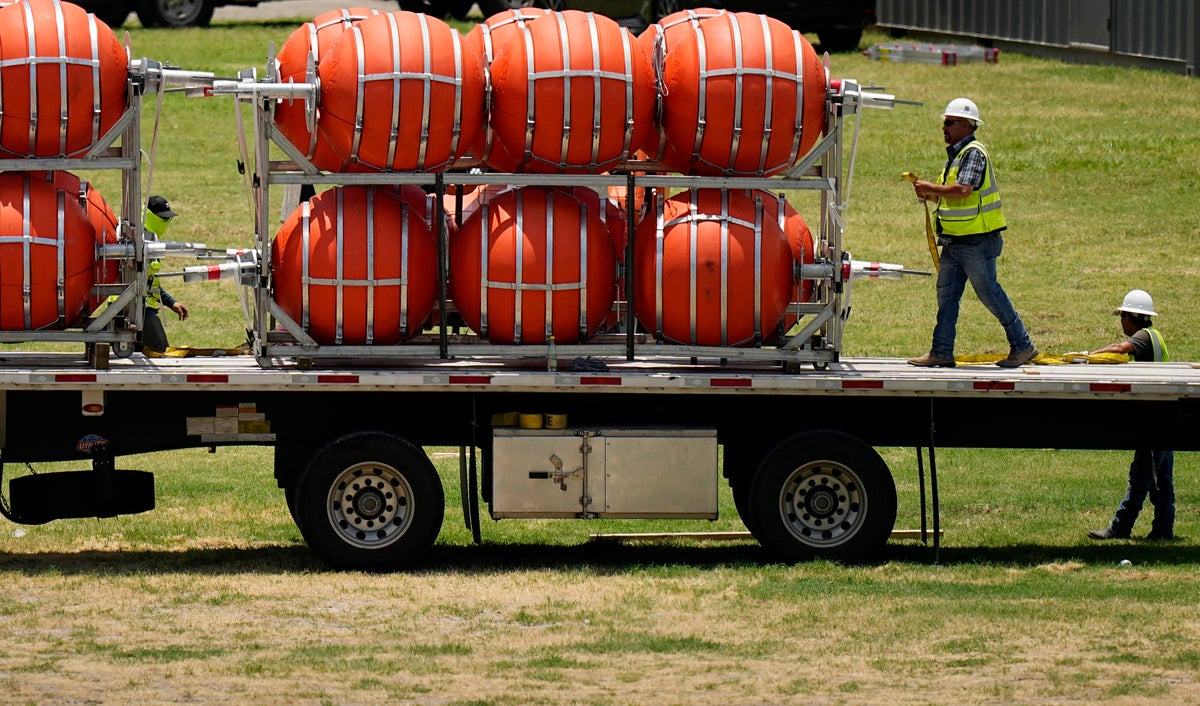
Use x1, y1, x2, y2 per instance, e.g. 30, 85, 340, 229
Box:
3, 352, 1197, 569
2, 9, 1196, 571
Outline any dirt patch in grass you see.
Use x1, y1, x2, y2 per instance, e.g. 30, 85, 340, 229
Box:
2, 547, 1200, 704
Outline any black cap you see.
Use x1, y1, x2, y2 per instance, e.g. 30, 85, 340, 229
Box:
147, 195, 178, 219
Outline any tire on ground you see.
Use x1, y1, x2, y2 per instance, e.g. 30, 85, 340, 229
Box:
295, 431, 444, 571
748, 430, 896, 563
137, 0, 214, 27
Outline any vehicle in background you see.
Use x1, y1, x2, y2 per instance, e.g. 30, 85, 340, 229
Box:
74, 0, 281, 28
706, 0, 876, 52
403, 0, 679, 28
76, 0, 872, 46
414, 0, 875, 51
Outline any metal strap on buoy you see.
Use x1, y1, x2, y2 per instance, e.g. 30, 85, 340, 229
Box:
477, 189, 593, 344
652, 189, 769, 347
346, 13, 465, 172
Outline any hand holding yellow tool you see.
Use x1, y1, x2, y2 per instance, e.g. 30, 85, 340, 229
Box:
903, 172, 939, 272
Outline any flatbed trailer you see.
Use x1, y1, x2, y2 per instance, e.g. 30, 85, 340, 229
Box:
2, 352, 1197, 569
3, 9, 1195, 570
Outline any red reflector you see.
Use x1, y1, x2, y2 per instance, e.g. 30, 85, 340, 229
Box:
449, 375, 491, 385
1091, 382, 1131, 393
317, 375, 358, 384
55, 374, 96, 383
186, 375, 228, 383
974, 381, 1015, 391
710, 378, 751, 387
842, 380, 884, 389
580, 376, 621, 385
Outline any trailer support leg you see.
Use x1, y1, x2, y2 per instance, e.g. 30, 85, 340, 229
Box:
913, 445, 941, 563
914, 404, 942, 564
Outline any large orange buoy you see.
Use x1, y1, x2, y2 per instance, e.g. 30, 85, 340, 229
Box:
462, 7, 551, 163
637, 8, 726, 162
0, 172, 95, 330
748, 190, 816, 333
487, 10, 655, 174
317, 11, 485, 173
637, 7, 726, 56
0, 0, 128, 158
274, 7, 382, 171
633, 188, 793, 346
449, 186, 616, 344
658, 12, 827, 176
31, 171, 121, 308
272, 185, 438, 345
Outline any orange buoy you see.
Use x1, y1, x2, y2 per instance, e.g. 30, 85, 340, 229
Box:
658, 12, 827, 176
275, 7, 382, 172
449, 186, 616, 344
749, 190, 816, 332
633, 188, 793, 346
487, 10, 655, 174
638, 7, 726, 55
569, 185, 630, 263
462, 7, 551, 163
0, 172, 95, 329
569, 187, 631, 332
637, 8, 726, 161
317, 11, 485, 173
442, 183, 511, 238
0, 0, 128, 158
31, 171, 121, 308
272, 185, 438, 345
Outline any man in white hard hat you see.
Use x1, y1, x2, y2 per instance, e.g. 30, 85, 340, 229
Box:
907, 97, 1038, 369
1088, 289, 1174, 540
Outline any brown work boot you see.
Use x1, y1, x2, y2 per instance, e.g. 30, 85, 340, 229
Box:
907, 353, 956, 368
1087, 527, 1129, 540
996, 346, 1038, 368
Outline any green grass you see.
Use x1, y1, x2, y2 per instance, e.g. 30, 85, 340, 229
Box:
2, 20, 1200, 705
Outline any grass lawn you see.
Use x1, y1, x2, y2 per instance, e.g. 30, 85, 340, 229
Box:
1, 16, 1199, 705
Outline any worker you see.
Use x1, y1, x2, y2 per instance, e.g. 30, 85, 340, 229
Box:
139, 195, 189, 353
907, 98, 1037, 369
1088, 290, 1174, 541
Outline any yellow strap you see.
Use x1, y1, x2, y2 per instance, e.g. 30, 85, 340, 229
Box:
144, 345, 251, 358
903, 172, 939, 273
951, 352, 1129, 366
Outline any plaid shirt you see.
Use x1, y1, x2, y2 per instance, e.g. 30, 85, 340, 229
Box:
945, 134, 986, 189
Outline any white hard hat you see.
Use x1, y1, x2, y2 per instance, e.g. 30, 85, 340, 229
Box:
942, 97, 983, 126
1114, 289, 1156, 317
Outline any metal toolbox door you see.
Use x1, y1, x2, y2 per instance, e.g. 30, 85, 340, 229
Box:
599, 429, 718, 518
491, 432, 594, 518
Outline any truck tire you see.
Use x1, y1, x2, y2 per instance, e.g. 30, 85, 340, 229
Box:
396, 0, 474, 20
295, 431, 444, 571
748, 431, 895, 563
137, 0, 214, 28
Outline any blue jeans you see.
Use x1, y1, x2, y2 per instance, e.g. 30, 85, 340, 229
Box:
930, 233, 1032, 358
1110, 449, 1175, 537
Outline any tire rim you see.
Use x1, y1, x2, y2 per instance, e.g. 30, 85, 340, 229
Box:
160, 0, 201, 22
777, 460, 866, 548
327, 462, 415, 550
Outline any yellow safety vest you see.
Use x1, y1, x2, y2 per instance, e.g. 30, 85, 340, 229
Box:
146, 260, 163, 310
1145, 327, 1169, 362
937, 140, 1006, 236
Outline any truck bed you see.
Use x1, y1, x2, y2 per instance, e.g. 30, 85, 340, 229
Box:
1, 352, 1197, 401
